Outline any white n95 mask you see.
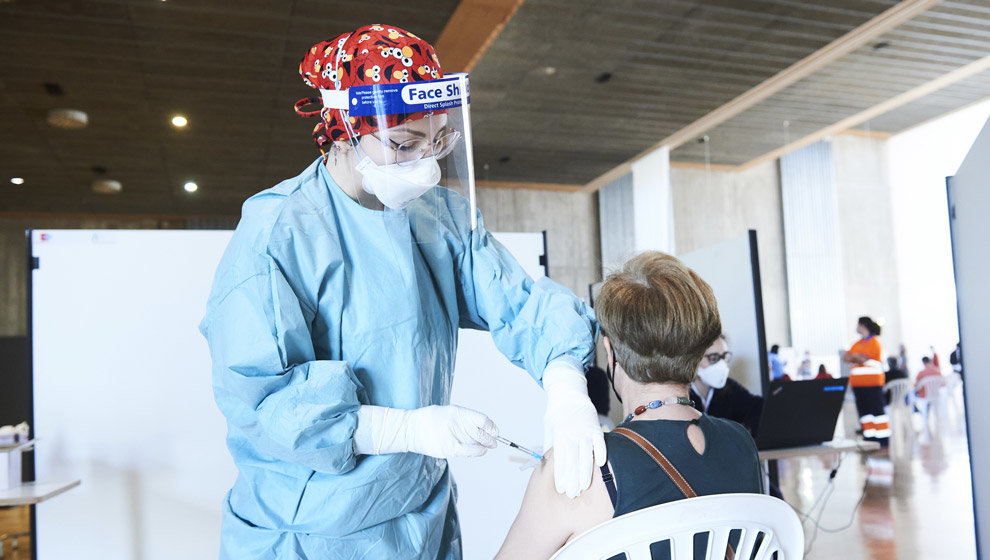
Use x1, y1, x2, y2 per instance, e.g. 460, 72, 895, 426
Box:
697, 359, 730, 389
356, 156, 441, 210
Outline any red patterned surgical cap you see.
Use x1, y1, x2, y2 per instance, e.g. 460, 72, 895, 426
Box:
295, 24, 444, 150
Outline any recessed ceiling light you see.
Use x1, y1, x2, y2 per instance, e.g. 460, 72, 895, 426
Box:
92, 179, 123, 194
47, 108, 88, 129
171, 115, 188, 128
183, 181, 198, 193
10, 177, 25, 185
540, 66, 557, 76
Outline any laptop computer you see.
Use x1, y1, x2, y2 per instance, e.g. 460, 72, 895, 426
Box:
754, 377, 850, 450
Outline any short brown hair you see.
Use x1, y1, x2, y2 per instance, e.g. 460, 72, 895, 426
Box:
596, 252, 721, 385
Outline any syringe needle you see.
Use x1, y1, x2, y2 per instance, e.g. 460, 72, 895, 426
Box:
496, 435, 544, 460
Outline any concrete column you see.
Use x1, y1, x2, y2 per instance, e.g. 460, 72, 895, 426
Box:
670, 161, 790, 349
630, 146, 675, 254
832, 135, 903, 355
474, 187, 601, 301
599, 146, 674, 278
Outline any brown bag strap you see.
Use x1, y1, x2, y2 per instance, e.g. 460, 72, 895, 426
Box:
611, 427, 697, 498
611, 427, 735, 560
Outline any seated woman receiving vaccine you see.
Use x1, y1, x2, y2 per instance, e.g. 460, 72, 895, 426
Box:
495, 252, 763, 560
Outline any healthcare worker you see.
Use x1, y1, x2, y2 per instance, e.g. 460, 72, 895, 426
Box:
843, 316, 889, 447
200, 24, 604, 560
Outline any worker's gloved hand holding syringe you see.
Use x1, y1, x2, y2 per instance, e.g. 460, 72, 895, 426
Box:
353, 405, 500, 458
353, 403, 547, 460
352, 360, 605, 499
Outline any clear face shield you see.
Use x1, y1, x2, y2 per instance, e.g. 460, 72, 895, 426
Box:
323, 73, 477, 243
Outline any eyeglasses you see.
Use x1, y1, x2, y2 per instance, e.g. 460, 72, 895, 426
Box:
703, 351, 732, 365
370, 127, 461, 166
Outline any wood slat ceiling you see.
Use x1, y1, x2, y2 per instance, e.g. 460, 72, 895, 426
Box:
669, 0, 990, 166
863, 66, 990, 131
470, 0, 902, 183
0, 0, 461, 215
0, 0, 987, 215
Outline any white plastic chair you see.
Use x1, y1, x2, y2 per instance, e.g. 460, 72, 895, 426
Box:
885, 378, 916, 457
548, 493, 804, 560
943, 373, 966, 431
915, 375, 947, 435
884, 378, 914, 411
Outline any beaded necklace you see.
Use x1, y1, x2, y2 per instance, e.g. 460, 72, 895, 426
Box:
624, 396, 693, 423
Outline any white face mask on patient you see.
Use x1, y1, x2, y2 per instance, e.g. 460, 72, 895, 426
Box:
697, 359, 730, 389
356, 156, 441, 210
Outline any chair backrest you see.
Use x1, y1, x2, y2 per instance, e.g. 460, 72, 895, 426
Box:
548, 493, 804, 560
884, 378, 914, 408
916, 375, 946, 399
944, 372, 963, 392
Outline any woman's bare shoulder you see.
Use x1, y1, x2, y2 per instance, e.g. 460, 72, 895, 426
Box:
494, 448, 615, 560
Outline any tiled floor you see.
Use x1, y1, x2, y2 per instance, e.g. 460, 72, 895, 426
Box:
777, 409, 976, 559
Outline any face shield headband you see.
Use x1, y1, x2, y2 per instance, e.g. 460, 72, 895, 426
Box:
310, 73, 478, 226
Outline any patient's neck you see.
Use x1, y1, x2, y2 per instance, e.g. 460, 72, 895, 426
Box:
620, 381, 698, 421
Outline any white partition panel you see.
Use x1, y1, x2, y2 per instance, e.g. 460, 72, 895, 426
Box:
31, 230, 236, 560
679, 231, 769, 396
31, 228, 547, 560
948, 117, 990, 559
449, 231, 548, 560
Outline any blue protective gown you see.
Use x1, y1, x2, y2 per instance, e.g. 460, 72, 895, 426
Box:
200, 157, 597, 559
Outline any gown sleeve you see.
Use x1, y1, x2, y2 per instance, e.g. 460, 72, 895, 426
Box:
455, 212, 598, 384
200, 252, 366, 474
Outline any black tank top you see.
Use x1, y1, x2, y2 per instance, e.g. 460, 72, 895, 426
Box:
604, 415, 763, 517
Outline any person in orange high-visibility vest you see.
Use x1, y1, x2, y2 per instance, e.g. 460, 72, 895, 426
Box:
843, 316, 889, 447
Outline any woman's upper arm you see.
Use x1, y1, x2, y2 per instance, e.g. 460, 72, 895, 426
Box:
495, 454, 570, 560
495, 450, 613, 560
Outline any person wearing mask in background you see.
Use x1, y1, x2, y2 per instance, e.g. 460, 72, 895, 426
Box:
843, 316, 889, 448
689, 335, 764, 437
494, 252, 762, 560
200, 25, 603, 560
768, 344, 785, 380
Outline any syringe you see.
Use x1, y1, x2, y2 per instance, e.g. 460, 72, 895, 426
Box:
495, 435, 544, 460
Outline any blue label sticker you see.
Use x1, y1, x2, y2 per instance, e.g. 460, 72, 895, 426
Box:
823, 386, 845, 392
348, 73, 470, 117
